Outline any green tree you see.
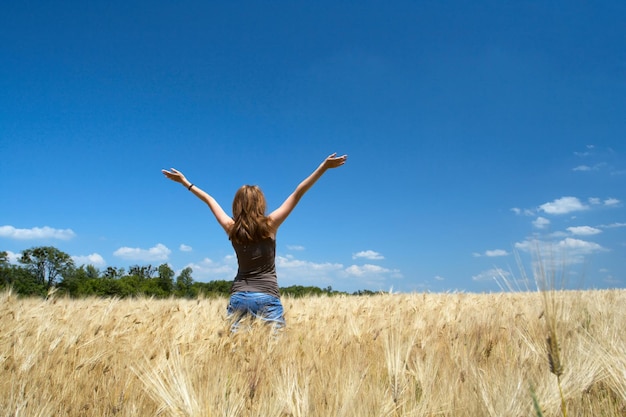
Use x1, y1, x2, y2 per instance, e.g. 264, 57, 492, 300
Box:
102, 266, 123, 279
198, 279, 231, 296
128, 265, 156, 280
85, 264, 100, 279
0, 251, 10, 287
19, 246, 75, 289
10, 266, 45, 296
59, 264, 88, 296
175, 267, 194, 297
118, 274, 141, 297
157, 263, 175, 293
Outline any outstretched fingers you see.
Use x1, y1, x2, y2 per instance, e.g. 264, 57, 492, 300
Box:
162, 168, 185, 182
326, 153, 348, 168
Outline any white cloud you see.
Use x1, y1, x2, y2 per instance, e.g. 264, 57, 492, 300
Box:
539, 197, 588, 215
515, 237, 607, 265
352, 250, 384, 260
175, 251, 402, 292
286, 245, 305, 251
276, 255, 346, 287
472, 268, 510, 282
485, 249, 509, 257
475, 249, 509, 257
4, 251, 21, 264
574, 145, 595, 157
557, 237, 604, 253
574, 163, 607, 172
184, 256, 237, 281
279, 254, 401, 290
345, 264, 390, 276
600, 222, 626, 229
278, 255, 344, 273
567, 226, 601, 236
434, 275, 445, 281
113, 243, 171, 262
344, 263, 403, 289
603, 275, 621, 285
72, 253, 106, 267
179, 244, 193, 252
0, 225, 76, 240
511, 208, 534, 216
604, 198, 620, 207
533, 217, 551, 229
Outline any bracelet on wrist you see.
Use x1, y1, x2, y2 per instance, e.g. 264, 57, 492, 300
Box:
188, 184, 194, 190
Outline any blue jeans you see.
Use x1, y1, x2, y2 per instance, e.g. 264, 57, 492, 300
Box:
227, 292, 286, 330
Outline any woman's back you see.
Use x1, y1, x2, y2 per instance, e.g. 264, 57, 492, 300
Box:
231, 237, 279, 298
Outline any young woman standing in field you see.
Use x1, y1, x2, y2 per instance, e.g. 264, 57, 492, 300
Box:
162, 152, 347, 329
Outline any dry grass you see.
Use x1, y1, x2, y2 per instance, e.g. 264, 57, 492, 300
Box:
1, 289, 625, 416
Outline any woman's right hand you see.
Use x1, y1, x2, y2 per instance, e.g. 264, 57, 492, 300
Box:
323, 153, 348, 170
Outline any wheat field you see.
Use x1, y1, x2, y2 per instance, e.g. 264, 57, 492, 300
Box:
1, 289, 625, 417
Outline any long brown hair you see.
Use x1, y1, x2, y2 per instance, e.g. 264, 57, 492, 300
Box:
228, 185, 272, 244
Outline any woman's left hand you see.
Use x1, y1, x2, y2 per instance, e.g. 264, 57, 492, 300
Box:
162, 168, 187, 184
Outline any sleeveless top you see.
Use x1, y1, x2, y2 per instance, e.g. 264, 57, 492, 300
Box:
230, 237, 280, 298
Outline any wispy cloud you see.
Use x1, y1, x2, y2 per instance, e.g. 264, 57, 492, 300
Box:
0, 225, 76, 240
345, 263, 390, 276
567, 226, 601, 236
573, 163, 607, 172
474, 249, 509, 257
179, 244, 193, 252
113, 243, 171, 262
352, 250, 384, 260
511, 208, 534, 216
286, 245, 305, 251
472, 267, 510, 282
573, 145, 595, 157
485, 249, 509, 257
599, 222, 626, 229
589, 197, 620, 207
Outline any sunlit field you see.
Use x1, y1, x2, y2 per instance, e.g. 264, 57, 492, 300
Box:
2, 289, 625, 416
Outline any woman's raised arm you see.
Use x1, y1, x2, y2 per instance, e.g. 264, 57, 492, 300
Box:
268, 153, 347, 232
162, 168, 234, 233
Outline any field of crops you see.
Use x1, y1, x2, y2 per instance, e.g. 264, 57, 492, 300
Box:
2, 289, 625, 416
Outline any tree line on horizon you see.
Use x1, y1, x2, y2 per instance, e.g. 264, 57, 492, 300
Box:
0, 246, 377, 298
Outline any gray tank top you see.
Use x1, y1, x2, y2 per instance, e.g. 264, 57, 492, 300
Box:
230, 237, 280, 298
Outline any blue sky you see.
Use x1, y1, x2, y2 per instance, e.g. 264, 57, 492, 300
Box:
1, 1, 624, 293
